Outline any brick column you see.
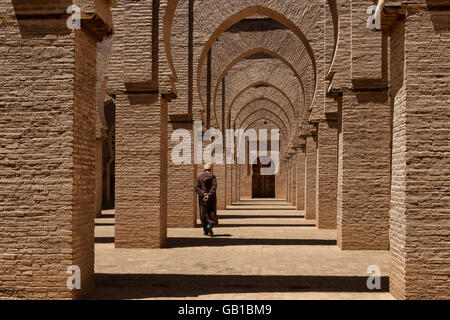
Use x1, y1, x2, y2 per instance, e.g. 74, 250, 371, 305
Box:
232, 163, 238, 203
215, 164, 226, 209
95, 139, 104, 217
305, 135, 317, 220
240, 164, 252, 199
290, 153, 297, 207
0, 11, 99, 298
337, 89, 390, 250
167, 121, 197, 228
276, 161, 287, 199
115, 94, 168, 248
389, 12, 450, 300
225, 164, 232, 206
236, 164, 241, 201
316, 119, 338, 229
295, 146, 306, 211
287, 158, 291, 203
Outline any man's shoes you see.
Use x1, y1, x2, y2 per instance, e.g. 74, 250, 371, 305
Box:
207, 223, 214, 237
203, 232, 209, 236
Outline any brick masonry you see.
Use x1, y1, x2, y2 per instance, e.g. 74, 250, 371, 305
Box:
295, 147, 306, 211
114, 94, 168, 249
389, 11, 450, 300
0, 2, 98, 298
337, 90, 391, 250
305, 135, 317, 220
290, 154, 297, 207
316, 120, 338, 229
167, 122, 197, 228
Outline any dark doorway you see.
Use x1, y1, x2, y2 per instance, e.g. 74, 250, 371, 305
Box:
252, 157, 276, 198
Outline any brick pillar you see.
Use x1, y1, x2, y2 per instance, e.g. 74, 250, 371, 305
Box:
240, 164, 251, 199
0, 13, 98, 298
389, 12, 450, 300
337, 89, 390, 250
286, 158, 290, 202
167, 121, 196, 228
95, 139, 104, 217
276, 161, 287, 199
226, 164, 232, 206
305, 135, 317, 220
231, 163, 237, 203
236, 164, 241, 201
316, 119, 338, 229
115, 95, 168, 248
215, 164, 226, 209
296, 146, 306, 211
291, 153, 297, 207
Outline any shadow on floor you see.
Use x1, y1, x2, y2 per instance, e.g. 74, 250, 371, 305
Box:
88, 274, 389, 299
207, 224, 316, 228
95, 237, 115, 244
95, 223, 115, 227
226, 208, 296, 211
98, 214, 115, 219
165, 238, 337, 248
218, 215, 305, 219
94, 237, 337, 247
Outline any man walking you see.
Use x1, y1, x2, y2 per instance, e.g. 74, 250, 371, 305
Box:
195, 164, 218, 237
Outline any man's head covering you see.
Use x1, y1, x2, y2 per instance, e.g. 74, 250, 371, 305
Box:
204, 164, 212, 171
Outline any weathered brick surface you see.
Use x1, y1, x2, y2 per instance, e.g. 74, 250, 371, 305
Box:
231, 85, 296, 133
231, 163, 238, 203
276, 161, 287, 200
337, 90, 391, 250
351, 0, 383, 81
239, 164, 252, 199
211, 28, 313, 126
305, 135, 317, 220
215, 164, 226, 209
225, 164, 232, 206
389, 12, 450, 300
316, 120, 338, 229
295, 147, 306, 211
286, 158, 291, 203
0, 2, 97, 299
290, 153, 297, 207
167, 122, 196, 228
114, 95, 168, 248
236, 109, 288, 149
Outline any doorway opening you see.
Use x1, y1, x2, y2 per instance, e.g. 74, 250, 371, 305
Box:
252, 156, 276, 198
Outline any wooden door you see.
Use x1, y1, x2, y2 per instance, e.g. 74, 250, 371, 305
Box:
252, 159, 276, 198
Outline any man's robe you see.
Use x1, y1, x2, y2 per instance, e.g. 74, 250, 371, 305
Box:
195, 171, 219, 226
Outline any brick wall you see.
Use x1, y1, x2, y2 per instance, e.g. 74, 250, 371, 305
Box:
214, 164, 225, 208
167, 122, 196, 228
291, 154, 297, 206
295, 147, 306, 211
0, 3, 97, 298
276, 161, 287, 200
390, 11, 450, 300
114, 94, 168, 248
316, 120, 338, 229
337, 89, 391, 250
72, 29, 97, 299
305, 135, 317, 220
287, 157, 291, 202
231, 163, 238, 203
225, 164, 232, 206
